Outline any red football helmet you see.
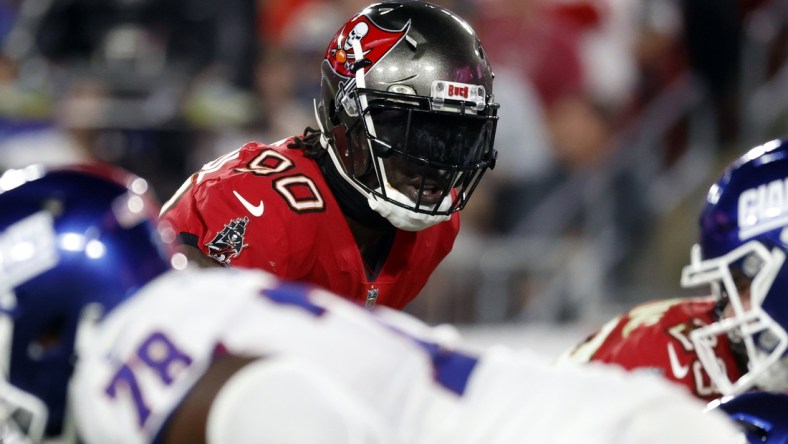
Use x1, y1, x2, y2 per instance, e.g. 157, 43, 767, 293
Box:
315, 1, 499, 231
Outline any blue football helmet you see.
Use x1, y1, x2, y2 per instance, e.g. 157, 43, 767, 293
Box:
712, 391, 788, 443
0, 163, 174, 442
682, 138, 788, 396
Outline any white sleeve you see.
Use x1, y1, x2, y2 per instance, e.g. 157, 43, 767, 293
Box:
206, 357, 394, 444
614, 398, 745, 444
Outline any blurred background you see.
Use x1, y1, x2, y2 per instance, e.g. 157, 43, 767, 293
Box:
1, 0, 786, 355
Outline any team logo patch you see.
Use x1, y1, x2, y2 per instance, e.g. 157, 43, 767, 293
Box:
206, 216, 249, 265
326, 15, 409, 78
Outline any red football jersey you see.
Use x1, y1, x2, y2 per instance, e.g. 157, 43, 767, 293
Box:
160, 139, 460, 309
564, 297, 742, 402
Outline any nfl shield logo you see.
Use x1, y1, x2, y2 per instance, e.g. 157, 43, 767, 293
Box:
365, 287, 379, 309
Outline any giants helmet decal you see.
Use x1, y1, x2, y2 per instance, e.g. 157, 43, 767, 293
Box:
326, 14, 410, 78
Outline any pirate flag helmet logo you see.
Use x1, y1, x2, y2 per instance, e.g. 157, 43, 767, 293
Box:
325, 14, 409, 78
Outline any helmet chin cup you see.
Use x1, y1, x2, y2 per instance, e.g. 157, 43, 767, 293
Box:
367, 188, 451, 232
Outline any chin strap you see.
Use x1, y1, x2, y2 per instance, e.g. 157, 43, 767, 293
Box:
367, 185, 451, 232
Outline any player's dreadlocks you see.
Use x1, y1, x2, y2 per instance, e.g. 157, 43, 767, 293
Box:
287, 127, 325, 159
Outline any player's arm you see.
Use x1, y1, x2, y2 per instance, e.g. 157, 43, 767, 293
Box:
161, 354, 391, 444
177, 244, 223, 268
160, 150, 247, 267
160, 355, 254, 443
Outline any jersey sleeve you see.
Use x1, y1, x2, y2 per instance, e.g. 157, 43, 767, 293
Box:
559, 299, 688, 367
206, 357, 394, 444
556, 315, 624, 365
160, 173, 209, 248
159, 143, 331, 275
557, 298, 736, 402
159, 145, 249, 253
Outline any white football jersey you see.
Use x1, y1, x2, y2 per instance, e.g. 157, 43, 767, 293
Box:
70, 268, 740, 444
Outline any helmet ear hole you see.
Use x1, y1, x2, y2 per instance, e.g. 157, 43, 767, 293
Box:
331, 125, 363, 174
29, 315, 67, 359
328, 100, 342, 126
335, 125, 376, 179
331, 125, 349, 156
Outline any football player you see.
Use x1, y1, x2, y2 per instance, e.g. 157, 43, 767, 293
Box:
562, 138, 788, 402
1, 163, 742, 443
159, 1, 499, 309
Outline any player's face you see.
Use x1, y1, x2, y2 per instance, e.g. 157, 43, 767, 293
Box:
721, 268, 753, 318
349, 119, 458, 207
361, 108, 489, 206
380, 155, 453, 206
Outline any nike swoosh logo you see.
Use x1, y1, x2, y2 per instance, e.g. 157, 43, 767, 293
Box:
233, 190, 264, 217
667, 343, 690, 379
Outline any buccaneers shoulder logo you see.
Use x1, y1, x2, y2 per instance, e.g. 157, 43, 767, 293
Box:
325, 15, 410, 78
206, 216, 249, 265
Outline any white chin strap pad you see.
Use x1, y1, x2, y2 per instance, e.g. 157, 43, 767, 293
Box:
367, 185, 452, 231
